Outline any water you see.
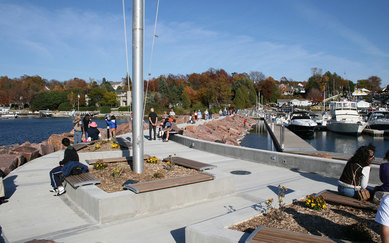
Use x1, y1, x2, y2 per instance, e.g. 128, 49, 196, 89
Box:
0, 118, 127, 146
240, 120, 276, 151
241, 120, 389, 158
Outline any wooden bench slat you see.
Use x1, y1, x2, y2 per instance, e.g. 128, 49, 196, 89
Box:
318, 190, 378, 211
86, 155, 150, 165
123, 173, 214, 193
247, 226, 334, 243
163, 156, 216, 171
73, 143, 88, 151
65, 173, 100, 188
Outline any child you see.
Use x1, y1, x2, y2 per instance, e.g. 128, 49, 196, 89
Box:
108, 115, 117, 139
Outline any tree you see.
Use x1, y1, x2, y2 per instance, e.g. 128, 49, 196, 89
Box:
249, 71, 266, 84
368, 76, 382, 92
233, 86, 249, 109
88, 87, 106, 107
306, 88, 323, 103
100, 91, 118, 107
101, 77, 114, 92
30, 91, 68, 110
182, 90, 191, 108
257, 77, 280, 103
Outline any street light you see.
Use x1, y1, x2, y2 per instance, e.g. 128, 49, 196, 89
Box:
77, 94, 80, 111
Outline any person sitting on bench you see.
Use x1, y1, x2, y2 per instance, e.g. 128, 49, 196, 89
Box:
162, 117, 173, 142
375, 150, 389, 194
338, 144, 375, 198
49, 138, 89, 195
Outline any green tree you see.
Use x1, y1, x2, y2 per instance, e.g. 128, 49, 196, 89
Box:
233, 86, 249, 109
88, 87, 106, 107
101, 91, 118, 107
182, 90, 191, 108
101, 77, 114, 92
30, 91, 68, 110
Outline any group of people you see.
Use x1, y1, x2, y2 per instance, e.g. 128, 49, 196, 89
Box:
337, 145, 389, 241
72, 113, 117, 144
148, 108, 174, 142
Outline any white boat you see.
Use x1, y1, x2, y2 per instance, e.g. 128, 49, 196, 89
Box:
327, 101, 366, 135
366, 110, 389, 130
286, 111, 317, 135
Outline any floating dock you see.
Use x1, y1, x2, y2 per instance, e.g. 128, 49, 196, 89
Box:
363, 128, 385, 137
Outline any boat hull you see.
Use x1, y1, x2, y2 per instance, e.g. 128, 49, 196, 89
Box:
287, 124, 316, 135
327, 121, 366, 134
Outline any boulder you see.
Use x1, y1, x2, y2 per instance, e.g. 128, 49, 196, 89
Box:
0, 154, 25, 176
10, 145, 40, 162
29, 141, 55, 156
185, 126, 197, 133
47, 134, 66, 151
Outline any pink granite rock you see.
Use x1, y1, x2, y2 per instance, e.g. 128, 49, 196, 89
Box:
10, 145, 40, 162
0, 154, 25, 175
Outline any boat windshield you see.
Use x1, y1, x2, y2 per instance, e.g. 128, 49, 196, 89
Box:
291, 114, 311, 120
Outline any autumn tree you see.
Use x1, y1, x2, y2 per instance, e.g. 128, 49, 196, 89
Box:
257, 77, 280, 103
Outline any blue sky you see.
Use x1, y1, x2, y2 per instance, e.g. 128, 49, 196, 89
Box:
1, 0, 388, 86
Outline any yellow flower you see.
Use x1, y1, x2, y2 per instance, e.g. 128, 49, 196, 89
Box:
167, 161, 170, 165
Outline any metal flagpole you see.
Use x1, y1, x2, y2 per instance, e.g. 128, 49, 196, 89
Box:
132, 0, 144, 173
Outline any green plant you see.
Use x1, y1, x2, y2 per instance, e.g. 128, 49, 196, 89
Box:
94, 161, 107, 170
277, 185, 287, 209
304, 194, 327, 210
265, 198, 274, 211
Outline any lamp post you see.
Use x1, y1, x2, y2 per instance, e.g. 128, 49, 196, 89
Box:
77, 94, 80, 111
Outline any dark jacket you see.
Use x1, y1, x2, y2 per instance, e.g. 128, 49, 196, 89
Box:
339, 161, 363, 186
59, 146, 79, 166
380, 163, 389, 192
88, 127, 100, 140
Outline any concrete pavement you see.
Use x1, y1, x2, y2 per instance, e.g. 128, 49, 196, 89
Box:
0, 131, 339, 243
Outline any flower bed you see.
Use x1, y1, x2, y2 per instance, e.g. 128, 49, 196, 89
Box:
230, 199, 380, 242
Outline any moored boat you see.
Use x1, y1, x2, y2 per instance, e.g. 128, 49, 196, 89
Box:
286, 111, 317, 136
327, 101, 366, 135
366, 110, 389, 130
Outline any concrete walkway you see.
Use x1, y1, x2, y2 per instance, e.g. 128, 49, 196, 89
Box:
0, 132, 338, 243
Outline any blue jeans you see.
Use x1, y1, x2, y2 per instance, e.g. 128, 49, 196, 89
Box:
74, 131, 82, 144
338, 185, 356, 198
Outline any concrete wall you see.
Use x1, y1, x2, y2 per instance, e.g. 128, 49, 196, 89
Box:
170, 134, 380, 185
65, 171, 234, 223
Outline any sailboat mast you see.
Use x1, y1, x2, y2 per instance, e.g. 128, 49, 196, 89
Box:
132, 0, 144, 173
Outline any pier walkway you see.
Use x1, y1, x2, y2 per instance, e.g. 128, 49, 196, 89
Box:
0, 133, 338, 243
265, 120, 317, 152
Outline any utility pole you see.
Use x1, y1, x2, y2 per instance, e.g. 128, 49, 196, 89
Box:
132, 0, 144, 173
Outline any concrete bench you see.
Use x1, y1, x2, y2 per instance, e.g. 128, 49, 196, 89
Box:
86, 155, 150, 165
245, 226, 334, 243
65, 173, 100, 188
163, 156, 216, 170
123, 172, 214, 193
318, 190, 378, 211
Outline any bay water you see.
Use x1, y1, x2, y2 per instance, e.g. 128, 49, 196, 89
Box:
0, 118, 127, 146
240, 120, 389, 159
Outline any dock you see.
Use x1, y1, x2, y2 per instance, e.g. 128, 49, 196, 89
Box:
363, 128, 386, 137
264, 119, 317, 152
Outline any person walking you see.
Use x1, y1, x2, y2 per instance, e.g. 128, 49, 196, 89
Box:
72, 115, 83, 144
148, 108, 158, 140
